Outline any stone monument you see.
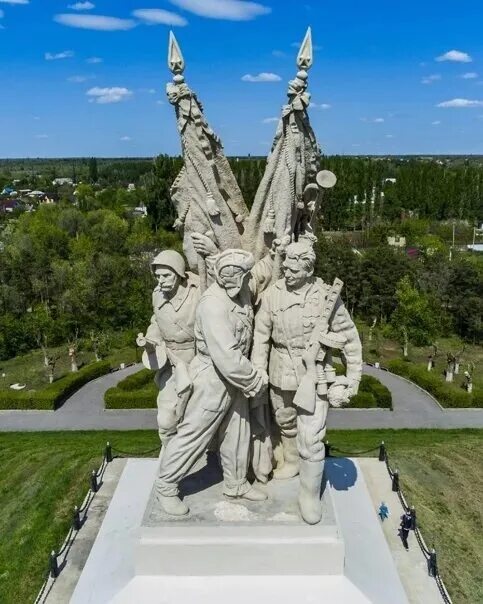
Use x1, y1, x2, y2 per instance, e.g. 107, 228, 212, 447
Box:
136, 26, 363, 526
71, 29, 414, 604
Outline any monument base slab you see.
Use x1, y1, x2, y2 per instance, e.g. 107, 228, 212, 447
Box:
71, 455, 409, 604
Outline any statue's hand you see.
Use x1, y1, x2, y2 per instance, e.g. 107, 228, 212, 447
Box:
346, 380, 360, 398
191, 232, 218, 257
271, 229, 291, 257
136, 333, 146, 347
247, 369, 269, 398
173, 218, 184, 231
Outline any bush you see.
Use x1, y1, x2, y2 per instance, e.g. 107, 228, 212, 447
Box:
116, 368, 154, 391
105, 386, 156, 409
387, 359, 479, 408
104, 368, 157, 408
0, 361, 111, 410
348, 391, 377, 408
359, 375, 392, 409
350, 374, 392, 409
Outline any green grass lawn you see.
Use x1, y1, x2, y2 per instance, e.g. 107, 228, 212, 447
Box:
0, 430, 481, 604
0, 345, 139, 391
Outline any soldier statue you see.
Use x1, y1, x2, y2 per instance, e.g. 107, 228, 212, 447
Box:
136, 234, 220, 443
137, 250, 199, 443
252, 240, 362, 524
155, 248, 278, 517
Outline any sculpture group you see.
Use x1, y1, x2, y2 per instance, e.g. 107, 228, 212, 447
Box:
137, 28, 362, 525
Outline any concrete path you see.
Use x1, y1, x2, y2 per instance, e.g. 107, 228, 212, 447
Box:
1, 363, 482, 432
359, 458, 444, 604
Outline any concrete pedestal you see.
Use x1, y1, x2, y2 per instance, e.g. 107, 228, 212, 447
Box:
71, 455, 409, 604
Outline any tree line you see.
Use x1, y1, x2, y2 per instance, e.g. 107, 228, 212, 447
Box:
1, 155, 482, 361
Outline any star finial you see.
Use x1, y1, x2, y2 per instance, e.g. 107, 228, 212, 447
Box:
168, 30, 185, 75
297, 27, 313, 70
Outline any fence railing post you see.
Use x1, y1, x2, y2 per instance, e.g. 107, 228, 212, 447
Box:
378, 441, 386, 461
324, 441, 331, 458
49, 551, 59, 578
392, 469, 400, 492
410, 505, 417, 530
90, 469, 98, 493
428, 548, 438, 577
73, 505, 82, 531
105, 441, 113, 463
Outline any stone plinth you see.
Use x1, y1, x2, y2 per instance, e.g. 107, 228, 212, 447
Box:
137, 453, 343, 577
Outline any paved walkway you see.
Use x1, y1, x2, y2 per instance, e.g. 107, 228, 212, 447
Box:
1, 364, 482, 432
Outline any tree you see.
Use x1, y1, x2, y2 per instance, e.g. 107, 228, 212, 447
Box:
89, 157, 98, 184
391, 276, 440, 356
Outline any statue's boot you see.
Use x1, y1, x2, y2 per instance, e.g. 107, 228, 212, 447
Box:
226, 485, 268, 502
274, 435, 299, 480
298, 459, 324, 525
158, 494, 189, 517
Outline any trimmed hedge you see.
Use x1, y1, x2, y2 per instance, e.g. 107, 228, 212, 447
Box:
105, 385, 157, 409
104, 367, 157, 409
0, 361, 111, 410
116, 368, 154, 391
387, 359, 481, 408
349, 374, 392, 409
104, 367, 392, 410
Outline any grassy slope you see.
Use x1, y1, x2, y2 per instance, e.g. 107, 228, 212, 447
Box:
0, 430, 481, 604
0, 345, 138, 391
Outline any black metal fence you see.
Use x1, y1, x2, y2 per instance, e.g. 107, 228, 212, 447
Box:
34, 440, 452, 604
33, 441, 160, 603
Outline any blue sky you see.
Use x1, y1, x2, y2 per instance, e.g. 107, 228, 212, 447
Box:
0, 0, 482, 157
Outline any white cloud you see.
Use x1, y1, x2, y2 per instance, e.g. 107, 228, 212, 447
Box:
87, 56, 102, 64
0, 0, 29, 4
262, 117, 278, 123
385, 134, 394, 138
132, 8, 187, 26
436, 49, 472, 63
156, 99, 164, 105
421, 74, 441, 85
68, 1, 94, 9
361, 117, 385, 123
87, 86, 133, 104
45, 50, 74, 60
120, 135, 132, 141
461, 72, 478, 79
67, 75, 92, 83
272, 50, 286, 58
54, 14, 136, 30
437, 98, 483, 108
241, 72, 281, 82
431, 120, 441, 125
168, 0, 270, 21
309, 102, 331, 110
0, 9, 4, 17
35, 134, 49, 139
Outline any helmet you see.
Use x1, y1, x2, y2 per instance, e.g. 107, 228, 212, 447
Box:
151, 250, 186, 278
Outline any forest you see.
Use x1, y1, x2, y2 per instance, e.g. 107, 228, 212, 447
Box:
0, 155, 482, 362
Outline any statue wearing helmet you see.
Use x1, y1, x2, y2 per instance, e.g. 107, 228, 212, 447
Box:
137, 249, 201, 443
